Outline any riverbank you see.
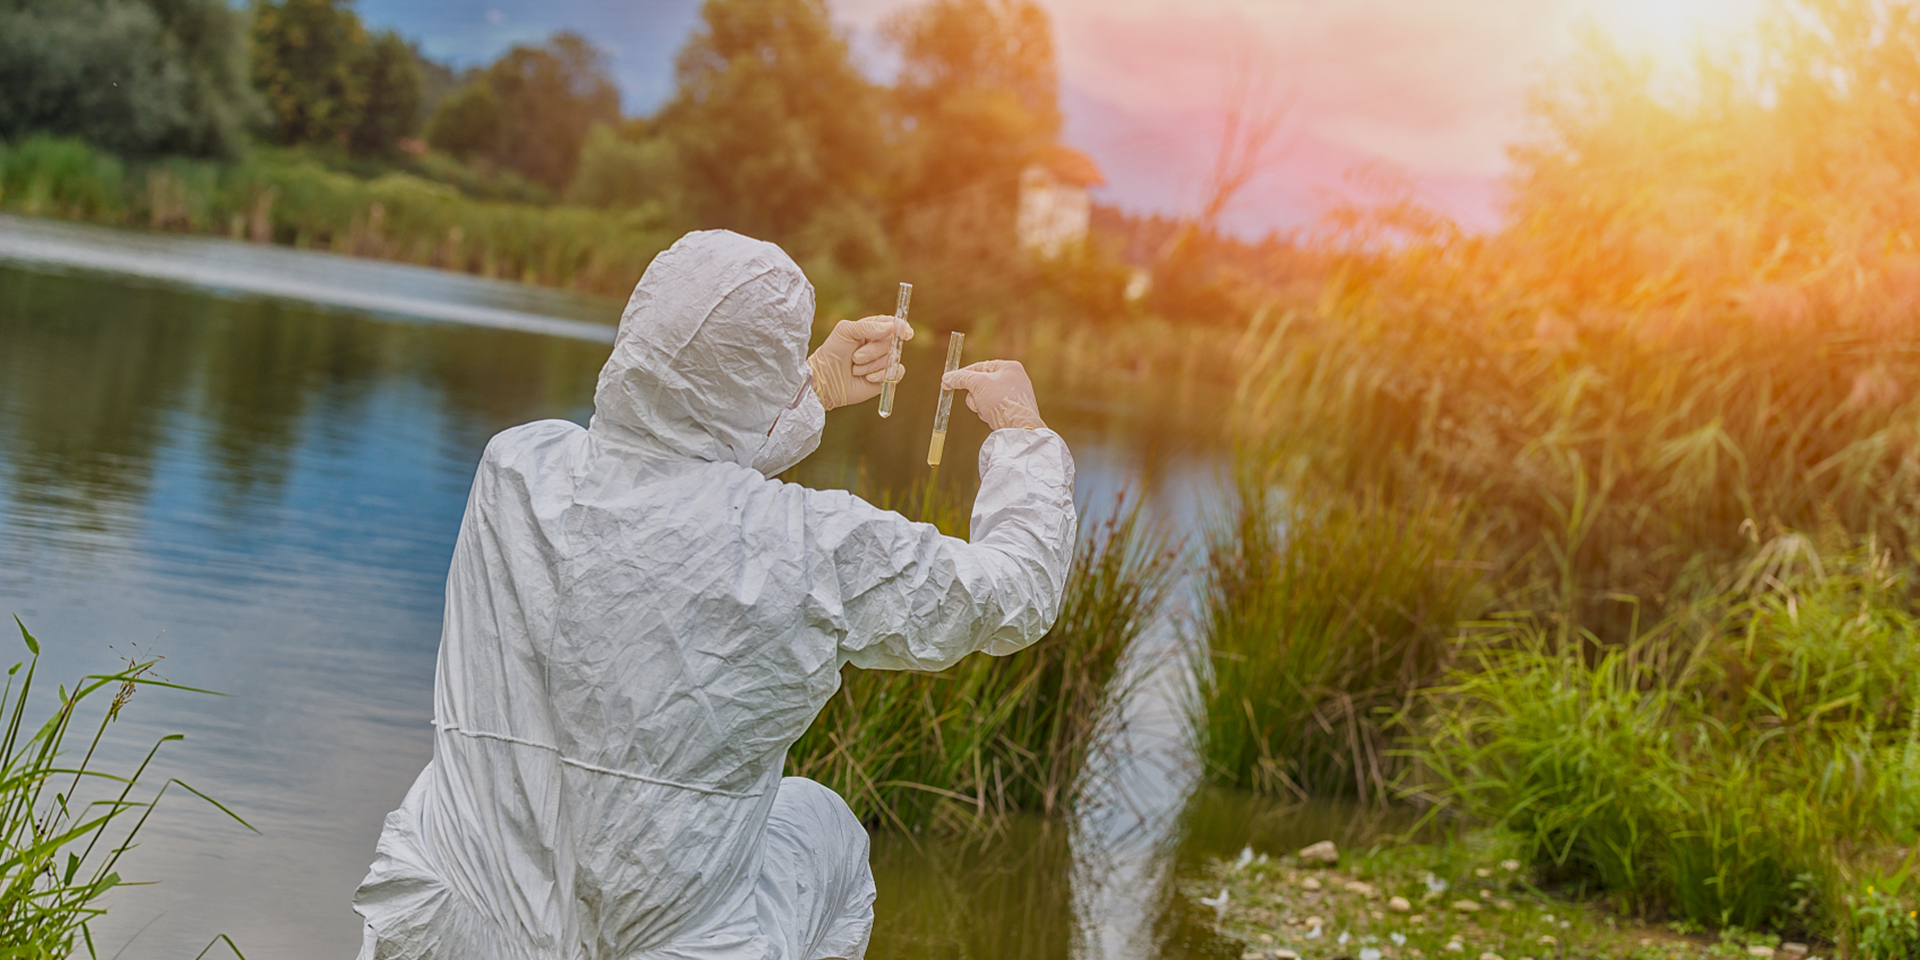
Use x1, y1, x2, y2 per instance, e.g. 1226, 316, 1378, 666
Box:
1181, 835, 1817, 960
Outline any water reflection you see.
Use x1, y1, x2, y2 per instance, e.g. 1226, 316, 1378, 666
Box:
0, 238, 1332, 960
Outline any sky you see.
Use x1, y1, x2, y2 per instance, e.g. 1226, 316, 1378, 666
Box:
356, 0, 1769, 236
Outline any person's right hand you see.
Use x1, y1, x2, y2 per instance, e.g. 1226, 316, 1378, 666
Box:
942, 360, 1046, 431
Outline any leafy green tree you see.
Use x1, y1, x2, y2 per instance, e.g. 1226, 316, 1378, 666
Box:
426, 32, 620, 191
566, 122, 677, 211
0, 0, 256, 157
879, 0, 1067, 325
350, 30, 423, 157
885, 0, 1060, 206
250, 0, 368, 147
648, 0, 886, 255
426, 82, 502, 161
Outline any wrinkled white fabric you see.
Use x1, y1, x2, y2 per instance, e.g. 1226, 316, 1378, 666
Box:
749, 389, 824, 478
353, 230, 1077, 960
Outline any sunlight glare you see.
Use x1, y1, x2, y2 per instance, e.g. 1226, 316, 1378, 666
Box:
1589, 0, 1766, 63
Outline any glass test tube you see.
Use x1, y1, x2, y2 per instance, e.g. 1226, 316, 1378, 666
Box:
927, 332, 965, 467
877, 282, 913, 418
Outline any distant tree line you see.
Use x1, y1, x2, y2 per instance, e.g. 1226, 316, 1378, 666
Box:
0, 0, 1303, 323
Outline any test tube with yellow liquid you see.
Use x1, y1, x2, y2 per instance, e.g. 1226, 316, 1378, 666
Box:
927, 332, 965, 467
877, 283, 912, 418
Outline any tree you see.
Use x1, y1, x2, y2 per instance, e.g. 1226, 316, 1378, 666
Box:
250, 0, 367, 147
648, 0, 885, 253
878, 0, 1067, 325
0, 0, 256, 157
884, 0, 1061, 206
426, 82, 503, 161
350, 30, 423, 157
425, 33, 620, 191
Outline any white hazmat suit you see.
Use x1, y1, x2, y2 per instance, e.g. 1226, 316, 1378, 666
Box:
353, 230, 1078, 960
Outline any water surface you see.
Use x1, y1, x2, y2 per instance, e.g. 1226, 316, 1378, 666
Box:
0, 221, 1367, 959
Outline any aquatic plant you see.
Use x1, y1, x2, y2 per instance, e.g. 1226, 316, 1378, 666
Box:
1195, 477, 1489, 805
0, 617, 253, 957
788, 490, 1178, 833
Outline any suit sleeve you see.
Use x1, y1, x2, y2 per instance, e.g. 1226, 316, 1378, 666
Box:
803, 428, 1077, 672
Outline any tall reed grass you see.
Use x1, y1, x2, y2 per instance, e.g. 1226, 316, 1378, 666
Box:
0, 135, 675, 296
788, 490, 1178, 833
1196, 476, 1489, 805
0, 618, 252, 957
1203, 2, 1920, 941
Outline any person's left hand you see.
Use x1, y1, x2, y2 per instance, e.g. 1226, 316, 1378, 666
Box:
806, 316, 912, 410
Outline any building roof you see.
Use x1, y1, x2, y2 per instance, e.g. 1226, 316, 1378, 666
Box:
1035, 145, 1105, 188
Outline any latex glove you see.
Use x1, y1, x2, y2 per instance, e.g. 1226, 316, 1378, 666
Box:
942, 359, 1046, 431
806, 316, 912, 410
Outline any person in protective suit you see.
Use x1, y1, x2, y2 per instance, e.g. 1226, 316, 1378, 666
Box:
352, 230, 1077, 960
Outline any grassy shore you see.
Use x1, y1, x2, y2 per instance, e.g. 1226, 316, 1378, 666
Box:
1195, 8, 1920, 949
0, 134, 677, 298
1181, 833, 1827, 960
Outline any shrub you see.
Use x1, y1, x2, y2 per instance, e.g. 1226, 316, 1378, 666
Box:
1410, 538, 1920, 935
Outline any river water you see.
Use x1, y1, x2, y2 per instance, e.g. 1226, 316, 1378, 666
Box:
0, 215, 1376, 959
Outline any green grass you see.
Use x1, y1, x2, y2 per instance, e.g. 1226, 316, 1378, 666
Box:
1196, 476, 1490, 805
1183, 826, 1819, 960
788, 488, 1179, 833
1407, 537, 1920, 940
0, 134, 676, 297
1194, 10, 1920, 947
0, 618, 252, 958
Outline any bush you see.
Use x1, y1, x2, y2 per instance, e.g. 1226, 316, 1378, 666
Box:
1411, 537, 1920, 935
0, 0, 255, 158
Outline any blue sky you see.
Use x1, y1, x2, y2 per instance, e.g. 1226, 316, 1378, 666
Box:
358, 0, 707, 112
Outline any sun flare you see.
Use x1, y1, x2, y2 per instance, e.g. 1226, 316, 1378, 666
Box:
1587, 0, 1767, 62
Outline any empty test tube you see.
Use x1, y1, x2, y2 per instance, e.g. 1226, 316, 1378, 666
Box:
877, 282, 912, 418
927, 332, 966, 467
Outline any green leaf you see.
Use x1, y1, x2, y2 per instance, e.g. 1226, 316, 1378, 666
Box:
14, 616, 37, 656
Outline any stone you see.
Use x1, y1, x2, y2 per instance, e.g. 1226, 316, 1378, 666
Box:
1260, 934, 1275, 943
1475, 868, 1493, 878
1781, 944, 1810, 958
1276, 952, 1301, 960
1494, 899, 1515, 911
1410, 914, 1428, 925
1388, 896, 1413, 912
1480, 953, 1505, 960
1360, 949, 1384, 960
1748, 948, 1775, 959
1242, 952, 1263, 960
1346, 881, 1379, 897
1452, 900, 1483, 913
1501, 859, 1522, 872
1444, 943, 1465, 954
1299, 840, 1340, 865
1538, 936, 1558, 946
1302, 877, 1323, 891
